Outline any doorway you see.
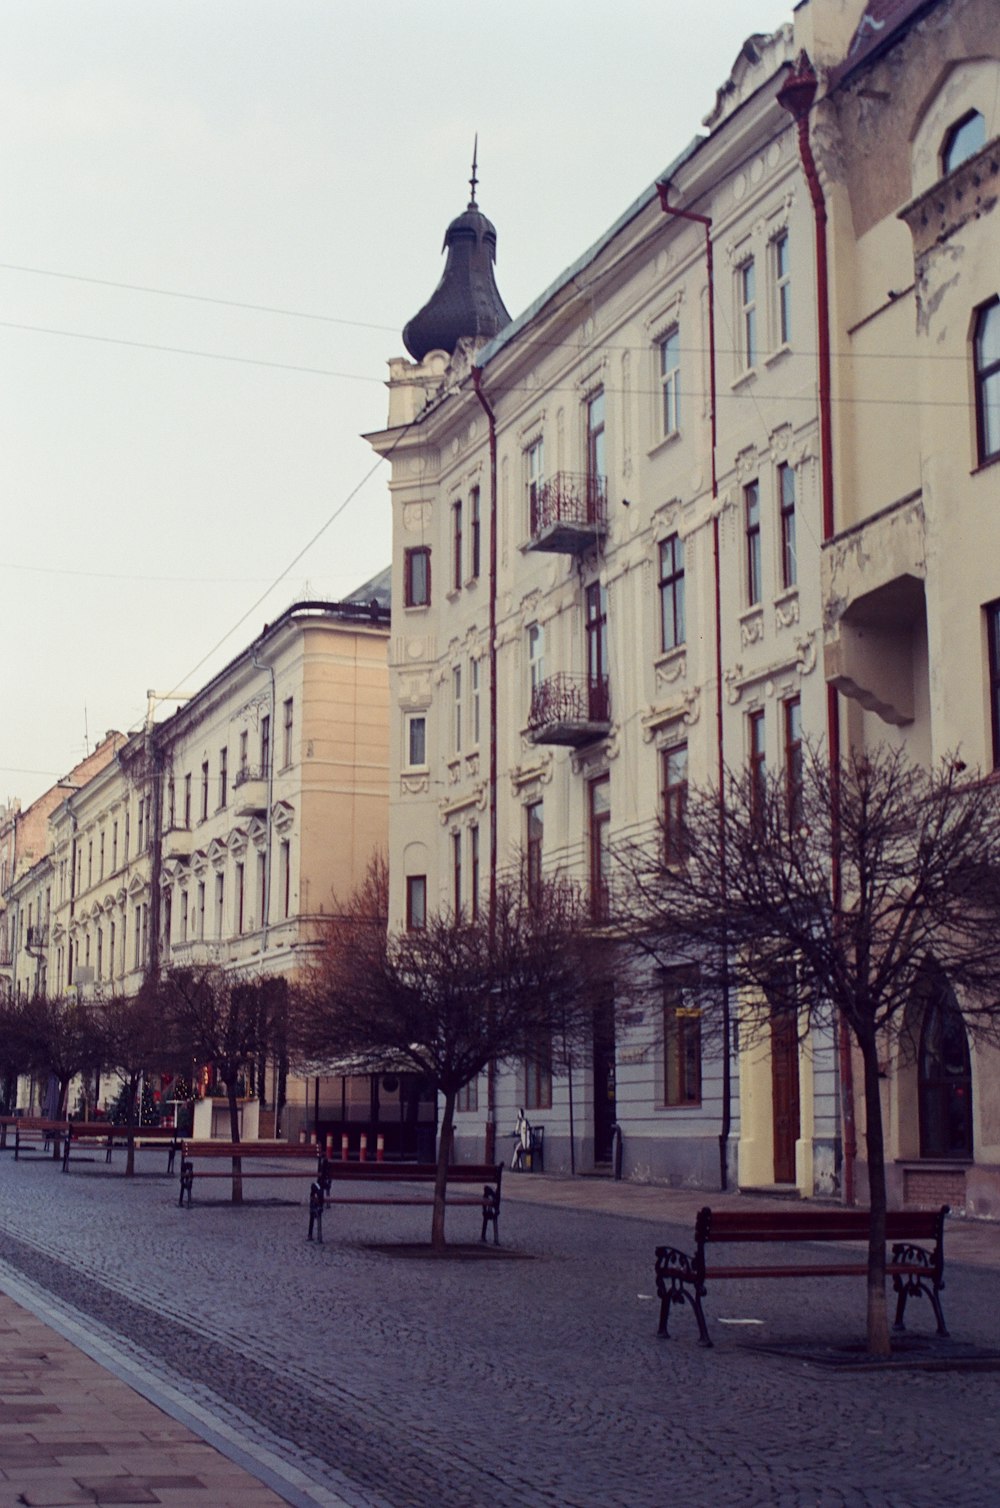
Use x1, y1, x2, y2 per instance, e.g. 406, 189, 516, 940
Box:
592, 995, 616, 1165
770, 1011, 800, 1184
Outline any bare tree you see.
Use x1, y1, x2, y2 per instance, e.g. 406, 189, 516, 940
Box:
294, 854, 596, 1249
19, 993, 104, 1123
96, 985, 177, 1175
616, 744, 1000, 1356
158, 965, 287, 1202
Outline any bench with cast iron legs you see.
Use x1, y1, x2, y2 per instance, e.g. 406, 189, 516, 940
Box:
655, 1204, 950, 1347
13, 1118, 69, 1160
307, 1160, 503, 1245
178, 1140, 323, 1205
61, 1122, 182, 1174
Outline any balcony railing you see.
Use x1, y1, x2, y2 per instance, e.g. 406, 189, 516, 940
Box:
26, 925, 48, 950
528, 472, 608, 554
528, 673, 611, 747
233, 765, 268, 815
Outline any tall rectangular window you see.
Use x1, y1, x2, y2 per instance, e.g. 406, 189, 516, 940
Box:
260, 715, 271, 779
664, 973, 701, 1106
167, 781, 175, 830
258, 851, 268, 929
749, 708, 767, 827
526, 438, 544, 534
452, 830, 462, 915
987, 601, 1000, 768
524, 1032, 553, 1111
197, 882, 206, 939
215, 873, 225, 937
589, 775, 611, 922
236, 862, 245, 934
406, 875, 427, 930
586, 389, 606, 512
239, 730, 249, 776
658, 534, 685, 651
406, 713, 427, 769
527, 622, 545, 702
975, 299, 1000, 464
469, 486, 481, 580
745, 481, 762, 606
526, 800, 543, 902
457, 1078, 479, 1113
404, 546, 431, 607
784, 695, 803, 829
452, 666, 462, 753
201, 761, 209, 822
99, 831, 105, 880
663, 743, 688, 866
283, 698, 293, 767
183, 775, 191, 828
469, 825, 480, 921
739, 258, 757, 369
659, 327, 680, 436
773, 231, 791, 346
470, 658, 481, 745
281, 841, 291, 918
219, 747, 228, 808
586, 581, 609, 720
452, 499, 463, 590
779, 464, 797, 589
112, 821, 119, 871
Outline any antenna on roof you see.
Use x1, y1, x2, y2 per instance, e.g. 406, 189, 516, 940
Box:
469, 134, 479, 208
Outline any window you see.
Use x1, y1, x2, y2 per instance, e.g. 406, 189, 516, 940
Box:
749, 708, 767, 827
457, 1078, 479, 1113
589, 775, 611, 922
452, 666, 463, 753
183, 775, 191, 829
236, 862, 245, 934
109, 921, 116, 976
469, 486, 481, 580
524, 1033, 553, 1111
87, 840, 93, 888
124, 809, 130, 862
197, 882, 206, 939
406, 875, 427, 930
166, 781, 175, 831
201, 761, 209, 822
974, 299, 1000, 465
942, 110, 985, 176
745, 481, 762, 605
404, 546, 431, 607
260, 715, 271, 779
658, 534, 685, 651
219, 747, 228, 809
179, 893, 188, 944
215, 873, 225, 937
452, 830, 462, 915
987, 602, 1000, 768
662, 743, 688, 865
239, 730, 249, 777
586, 389, 606, 508
772, 232, 791, 347
471, 658, 481, 746
526, 800, 543, 902
405, 713, 427, 769
527, 622, 545, 702
99, 831, 105, 880
659, 327, 681, 436
526, 438, 545, 534
112, 821, 119, 871
739, 258, 757, 370
918, 975, 973, 1157
778, 464, 797, 589
452, 499, 463, 590
586, 581, 609, 720
664, 973, 701, 1106
258, 851, 268, 928
281, 841, 291, 918
282, 698, 293, 767
469, 825, 480, 921
784, 695, 803, 829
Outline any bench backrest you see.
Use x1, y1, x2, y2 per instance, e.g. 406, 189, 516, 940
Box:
181, 1140, 318, 1158
696, 1205, 948, 1244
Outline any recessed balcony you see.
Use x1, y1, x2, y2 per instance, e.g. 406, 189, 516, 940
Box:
527, 473, 608, 555
527, 673, 611, 747
233, 766, 268, 816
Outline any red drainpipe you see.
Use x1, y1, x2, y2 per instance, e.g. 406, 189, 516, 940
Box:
656, 183, 731, 1191
778, 54, 856, 1204
471, 364, 499, 1161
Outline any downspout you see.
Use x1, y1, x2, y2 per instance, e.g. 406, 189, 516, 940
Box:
778, 54, 856, 1204
471, 365, 498, 1164
656, 184, 731, 1192
251, 651, 277, 956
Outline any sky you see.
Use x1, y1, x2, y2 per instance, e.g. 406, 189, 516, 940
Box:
2, 0, 797, 808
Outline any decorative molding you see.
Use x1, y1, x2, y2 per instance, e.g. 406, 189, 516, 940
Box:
438, 784, 487, 823
641, 688, 701, 742
774, 594, 800, 631
510, 751, 554, 791
401, 774, 430, 796
740, 610, 765, 647
654, 650, 687, 688
402, 501, 432, 533
271, 801, 295, 835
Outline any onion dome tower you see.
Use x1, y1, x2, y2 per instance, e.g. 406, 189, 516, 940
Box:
403, 142, 511, 362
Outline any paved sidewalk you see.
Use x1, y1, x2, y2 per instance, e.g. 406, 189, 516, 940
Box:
0, 1293, 292, 1508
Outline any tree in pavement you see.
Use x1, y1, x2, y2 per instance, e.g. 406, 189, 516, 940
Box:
96, 984, 180, 1175
293, 853, 598, 1249
615, 743, 1000, 1356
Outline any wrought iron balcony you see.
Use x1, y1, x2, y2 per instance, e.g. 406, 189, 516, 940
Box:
233, 765, 268, 816
26, 925, 48, 950
527, 673, 611, 747
527, 472, 608, 555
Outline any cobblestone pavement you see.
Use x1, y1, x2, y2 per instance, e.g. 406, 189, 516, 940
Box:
0, 1152, 998, 1507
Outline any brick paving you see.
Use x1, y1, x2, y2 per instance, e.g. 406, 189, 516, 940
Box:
0, 1151, 997, 1507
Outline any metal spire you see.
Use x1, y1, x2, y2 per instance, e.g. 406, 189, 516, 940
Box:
469, 134, 479, 209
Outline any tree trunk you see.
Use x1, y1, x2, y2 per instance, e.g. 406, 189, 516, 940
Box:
125, 1072, 140, 1177
227, 1079, 243, 1204
858, 1027, 891, 1357
431, 1090, 456, 1251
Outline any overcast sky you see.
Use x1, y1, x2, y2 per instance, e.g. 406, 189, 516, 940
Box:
2, 0, 795, 808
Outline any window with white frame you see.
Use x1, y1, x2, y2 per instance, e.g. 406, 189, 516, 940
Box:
404, 713, 427, 769
942, 110, 985, 176
527, 622, 545, 701
974, 299, 1000, 466
526, 437, 544, 534
659, 327, 680, 436
469, 486, 481, 580
772, 231, 791, 348
658, 534, 685, 651
451, 499, 463, 591
737, 256, 757, 371
778, 463, 797, 589
470, 658, 481, 745
452, 666, 463, 753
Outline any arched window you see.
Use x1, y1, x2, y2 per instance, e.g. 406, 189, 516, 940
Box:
974, 300, 1000, 465
942, 110, 985, 175
918, 980, 973, 1158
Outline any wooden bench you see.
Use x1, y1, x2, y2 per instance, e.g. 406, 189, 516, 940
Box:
0, 1115, 21, 1151
178, 1140, 322, 1205
307, 1160, 504, 1246
13, 1118, 69, 1160
655, 1204, 950, 1348
61, 1122, 182, 1174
